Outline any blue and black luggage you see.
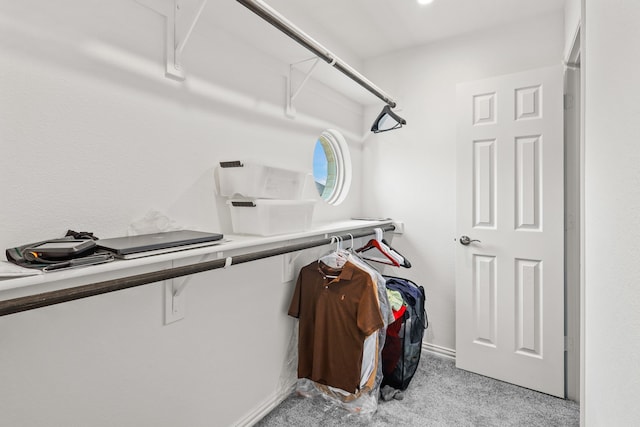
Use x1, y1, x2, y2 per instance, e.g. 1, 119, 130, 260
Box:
382, 276, 428, 391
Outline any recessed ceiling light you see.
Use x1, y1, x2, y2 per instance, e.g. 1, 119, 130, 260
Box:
417, 0, 434, 5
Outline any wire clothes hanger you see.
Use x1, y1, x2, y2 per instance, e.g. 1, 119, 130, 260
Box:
355, 228, 411, 268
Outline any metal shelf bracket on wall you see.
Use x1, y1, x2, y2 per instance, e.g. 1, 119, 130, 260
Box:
136, 0, 209, 80
286, 57, 320, 119
236, 0, 398, 109
164, 254, 233, 324
165, 278, 187, 324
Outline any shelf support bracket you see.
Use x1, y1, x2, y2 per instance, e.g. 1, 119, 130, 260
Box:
286, 57, 320, 118
136, 0, 209, 80
165, 277, 188, 324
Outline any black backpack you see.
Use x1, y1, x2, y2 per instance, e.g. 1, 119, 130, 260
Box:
382, 276, 428, 390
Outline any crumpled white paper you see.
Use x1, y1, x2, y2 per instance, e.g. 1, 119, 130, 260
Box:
127, 210, 183, 236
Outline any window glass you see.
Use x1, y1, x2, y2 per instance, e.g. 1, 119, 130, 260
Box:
313, 141, 329, 196
312, 129, 351, 205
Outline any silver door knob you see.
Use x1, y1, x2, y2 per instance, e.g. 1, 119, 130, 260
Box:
459, 235, 481, 246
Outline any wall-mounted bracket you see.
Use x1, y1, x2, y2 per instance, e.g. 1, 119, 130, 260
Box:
286, 57, 320, 118
392, 220, 405, 234
237, 0, 398, 108
282, 251, 302, 283
164, 277, 189, 324
136, 0, 209, 80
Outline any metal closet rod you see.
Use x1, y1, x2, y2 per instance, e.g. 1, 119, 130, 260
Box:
0, 225, 395, 317
236, 0, 398, 108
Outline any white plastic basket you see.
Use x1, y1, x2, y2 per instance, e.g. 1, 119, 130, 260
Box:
217, 161, 307, 199
227, 199, 315, 236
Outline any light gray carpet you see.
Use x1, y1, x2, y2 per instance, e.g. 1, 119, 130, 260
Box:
255, 352, 579, 426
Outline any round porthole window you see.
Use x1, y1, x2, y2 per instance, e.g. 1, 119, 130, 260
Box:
312, 129, 351, 205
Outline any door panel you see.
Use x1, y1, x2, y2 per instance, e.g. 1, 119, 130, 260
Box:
473, 254, 497, 346
473, 139, 496, 228
456, 66, 564, 397
515, 135, 541, 230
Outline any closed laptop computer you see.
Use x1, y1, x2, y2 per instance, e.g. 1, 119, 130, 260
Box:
97, 230, 224, 259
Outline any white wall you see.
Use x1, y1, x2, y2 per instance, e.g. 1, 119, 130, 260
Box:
0, 257, 292, 427
0, 0, 366, 251
565, 0, 581, 60
0, 1, 368, 425
361, 12, 564, 351
584, 1, 640, 424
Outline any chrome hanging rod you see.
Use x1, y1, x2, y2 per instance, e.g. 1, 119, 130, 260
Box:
236, 0, 397, 108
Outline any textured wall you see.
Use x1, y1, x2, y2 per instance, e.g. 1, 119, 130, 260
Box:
0, 1, 365, 425
584, 0, 640, 424
564, 0, 582, 60
0, 0, 365, 251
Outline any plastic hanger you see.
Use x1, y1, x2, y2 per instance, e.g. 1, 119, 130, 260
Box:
345, 233, 355, 252
356, 239, 401, 267
318, 236, 348, 277
379, 237, 411, 267
355, 228, 411, 268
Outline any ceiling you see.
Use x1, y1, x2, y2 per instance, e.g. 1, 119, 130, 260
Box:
263, 0, 565, 60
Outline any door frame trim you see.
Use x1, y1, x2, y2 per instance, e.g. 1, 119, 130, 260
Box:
564, 26, 582, 402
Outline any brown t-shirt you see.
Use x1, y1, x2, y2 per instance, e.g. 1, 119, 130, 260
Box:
288, 260, 384, 393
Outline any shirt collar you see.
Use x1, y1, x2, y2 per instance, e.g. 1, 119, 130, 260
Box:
318, 260, 355, 281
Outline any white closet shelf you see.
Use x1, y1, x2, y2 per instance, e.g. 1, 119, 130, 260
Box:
0, 219, 395, 314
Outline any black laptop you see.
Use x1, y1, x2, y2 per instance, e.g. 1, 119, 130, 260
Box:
97, 230, 224, 259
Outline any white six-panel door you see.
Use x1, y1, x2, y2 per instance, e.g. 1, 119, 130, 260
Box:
455, 66, 564, 397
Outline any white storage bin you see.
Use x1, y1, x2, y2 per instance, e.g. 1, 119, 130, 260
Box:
217, 161, 307, 199
227, 199, 315, 236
